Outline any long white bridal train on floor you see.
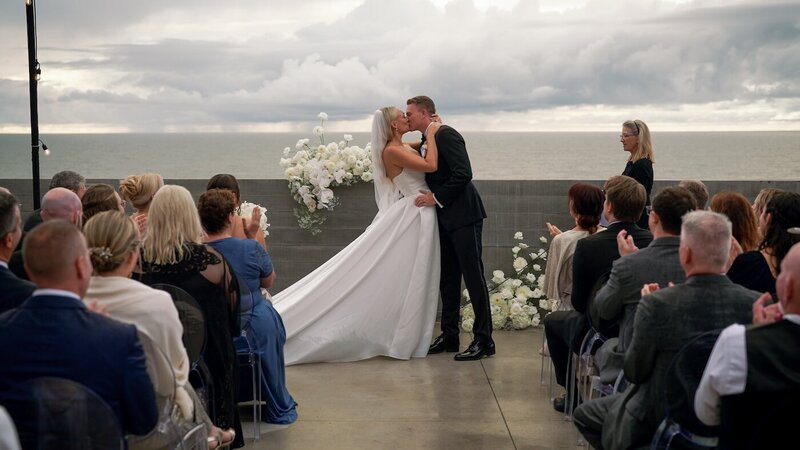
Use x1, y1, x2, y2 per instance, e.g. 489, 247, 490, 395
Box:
272, 169, 441, 366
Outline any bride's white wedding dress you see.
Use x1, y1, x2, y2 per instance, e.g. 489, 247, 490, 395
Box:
272, 168, 441, 365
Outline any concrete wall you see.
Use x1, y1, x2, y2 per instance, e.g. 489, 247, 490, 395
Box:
4, 178, 798, 294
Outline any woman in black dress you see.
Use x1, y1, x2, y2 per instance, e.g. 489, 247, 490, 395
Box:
135, 185, 243, 448
728, 191, 800, 295
619, 119, 654, 229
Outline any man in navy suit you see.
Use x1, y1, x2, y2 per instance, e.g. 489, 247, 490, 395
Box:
0, 190, 35, 314
0, 220, 157, 444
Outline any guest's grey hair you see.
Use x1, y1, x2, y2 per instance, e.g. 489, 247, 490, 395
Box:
0, 191, 20, 237
681, 210, 732, 269
48, 170, 85, 193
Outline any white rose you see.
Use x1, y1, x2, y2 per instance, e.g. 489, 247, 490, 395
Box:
540, 236, 548, 243
533, 264, 541, 272
526, 273, 537, 283
514, 231, 523, 240
531, 314, 541, 326
461, 318, 474, 332
512, 246, 520, 255
518, 243, 529, 249
295, 139, 306, 150
511, 279, 523, 287
344, 134, 353, 142
318, 112, 328, 120
513, 257, 527, 272
313, 126, 324, 136
361, 171, 373, 182
500, 288, 514, 299
538, 275, 545, 286
539, 299, 550, 309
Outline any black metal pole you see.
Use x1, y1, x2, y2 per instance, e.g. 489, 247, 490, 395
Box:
25, 0, 41, 209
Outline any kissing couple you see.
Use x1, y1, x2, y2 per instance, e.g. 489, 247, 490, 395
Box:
272, 95, 494, 365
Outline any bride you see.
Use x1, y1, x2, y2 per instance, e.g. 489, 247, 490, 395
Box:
272, 107, 442, 365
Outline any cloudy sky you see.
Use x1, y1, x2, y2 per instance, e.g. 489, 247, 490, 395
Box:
0, 0, 798, 132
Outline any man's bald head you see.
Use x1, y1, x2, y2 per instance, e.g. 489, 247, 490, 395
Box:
22, 220, 92, 295
41, 187, 82, 226
777, 243, 800, 315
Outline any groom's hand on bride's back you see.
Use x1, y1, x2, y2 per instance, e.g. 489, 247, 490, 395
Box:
415, 190, 435, 207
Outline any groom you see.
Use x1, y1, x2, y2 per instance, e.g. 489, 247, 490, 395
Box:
407, 95, 494, 361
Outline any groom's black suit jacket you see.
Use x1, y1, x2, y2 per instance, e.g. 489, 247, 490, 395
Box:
423, 125, 486, 232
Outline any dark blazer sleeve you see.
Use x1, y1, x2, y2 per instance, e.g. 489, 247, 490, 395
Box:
122, 328, 158, 435
430, 127, 473, 207
570, 239, 592, 313
594, 257, 633, 321
623, 295, 657, 383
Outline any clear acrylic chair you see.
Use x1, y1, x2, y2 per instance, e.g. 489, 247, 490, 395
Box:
127, 330, 182, 450
234, 275, 263, 442
151, 283, 216, 423
19, 377, 125, 450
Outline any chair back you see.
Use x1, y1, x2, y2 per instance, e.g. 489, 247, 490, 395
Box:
150, 284, 206, 365
235, 274, 258, 332
18, 377, 124, 450
663, 329, 723, 438
179, 423, 208, 450
126, 330, 182, 450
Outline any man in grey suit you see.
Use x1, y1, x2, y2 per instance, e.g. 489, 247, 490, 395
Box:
591, 186, 697, 383
573, 210, 759, 450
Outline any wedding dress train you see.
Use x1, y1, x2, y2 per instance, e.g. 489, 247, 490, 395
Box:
272, 169, 440, 365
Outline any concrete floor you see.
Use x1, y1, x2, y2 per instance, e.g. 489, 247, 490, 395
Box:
238, 327, 579, 450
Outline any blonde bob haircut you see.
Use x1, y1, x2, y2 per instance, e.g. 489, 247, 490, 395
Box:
83, 211, 139, 274
622, 119, 656, 164
120, 173, 164, 211
142, 185, 204, 265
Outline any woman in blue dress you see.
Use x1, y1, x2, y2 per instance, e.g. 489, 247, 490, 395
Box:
198, 188, 298, 424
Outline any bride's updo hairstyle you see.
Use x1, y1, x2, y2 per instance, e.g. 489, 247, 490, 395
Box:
120, 173, 163, 211
84, 210, 139, 274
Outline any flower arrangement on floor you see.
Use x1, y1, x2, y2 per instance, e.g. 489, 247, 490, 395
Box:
279, 112, 373, 234
238, 201, 270, 237
461, 231, 555, 331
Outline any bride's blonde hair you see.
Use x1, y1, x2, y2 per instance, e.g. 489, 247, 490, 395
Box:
380, 107, 400, 144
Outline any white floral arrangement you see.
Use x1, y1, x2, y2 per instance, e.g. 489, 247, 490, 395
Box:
279, 112, 373, 234
238, 201, 270, 237
461, 232, 555, 331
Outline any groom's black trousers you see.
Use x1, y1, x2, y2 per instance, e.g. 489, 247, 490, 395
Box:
439, 221, 493, 344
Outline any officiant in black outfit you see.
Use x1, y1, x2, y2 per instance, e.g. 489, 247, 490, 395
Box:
407, 95, 494, 361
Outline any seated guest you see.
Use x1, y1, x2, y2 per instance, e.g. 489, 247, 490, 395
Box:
695, 243, 800, 449
120, 173, 164, 236
573, 211, 759, 450
728, 192, 800, 295
679, 179, 709, 210
81, 183, 125, 223
23, 170, 86, 232
9, 187, 82, 280
592, 186, 696, 383
544, 175, 652, 411
199, 189, 298, 424
135, 185, 243, 447
751, 187, 783, 222
543, 183, 605, 311
710, 191, 760, 252
0, 220, 157, 445
0, 191, 35, 314
83, 211, 230, 448
206, 174, 267, 249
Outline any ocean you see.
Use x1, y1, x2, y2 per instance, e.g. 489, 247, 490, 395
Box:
0, 131, 797, 181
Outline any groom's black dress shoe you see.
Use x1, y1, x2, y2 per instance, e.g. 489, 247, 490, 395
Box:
428, 335, 459, 354
454, 340, 495, 361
